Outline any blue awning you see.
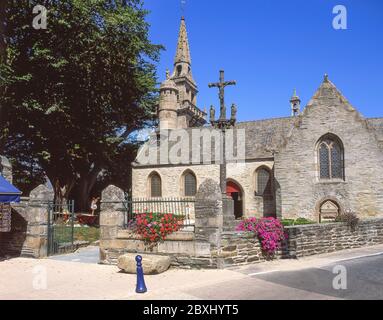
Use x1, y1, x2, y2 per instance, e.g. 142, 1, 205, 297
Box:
0, 176, 22, 203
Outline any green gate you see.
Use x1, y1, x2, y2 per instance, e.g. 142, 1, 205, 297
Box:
47, 200, 75, 256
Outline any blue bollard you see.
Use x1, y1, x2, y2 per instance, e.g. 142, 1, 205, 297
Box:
135, 255, 147, 294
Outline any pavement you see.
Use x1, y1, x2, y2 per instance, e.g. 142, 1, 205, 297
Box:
48, 246, 100, 264
0, 244, 383, 300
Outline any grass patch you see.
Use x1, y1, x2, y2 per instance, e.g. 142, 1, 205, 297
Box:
53, 226, 100, 244
281, 218, 316, 227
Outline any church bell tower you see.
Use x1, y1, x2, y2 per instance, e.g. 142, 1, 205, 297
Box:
158, 17, 206, 130
290, 89, 301, 117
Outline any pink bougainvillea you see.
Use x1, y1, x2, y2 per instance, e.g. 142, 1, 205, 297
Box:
236, 217, 287, 256
235, 217, 258, 233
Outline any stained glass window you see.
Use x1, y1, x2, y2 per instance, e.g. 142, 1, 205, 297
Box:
318, 136, 344, 180
150, 173, 162, 198
331, 144, 343, 179
257, 168, 272, 195
184, 172, 197, 197
319, 143, 330, 179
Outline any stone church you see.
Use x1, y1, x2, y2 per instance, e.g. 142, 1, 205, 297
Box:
132, 17, 383, 222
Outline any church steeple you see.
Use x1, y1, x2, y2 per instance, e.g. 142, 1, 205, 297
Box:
172, 17, 195, 83
174, 17, 191, 67
158, 16, 206, 130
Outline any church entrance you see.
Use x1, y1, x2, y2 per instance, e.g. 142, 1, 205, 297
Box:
226, 181, 243, 219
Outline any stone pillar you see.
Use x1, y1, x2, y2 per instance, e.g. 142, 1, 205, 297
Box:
222, 196, 236, 231
99, 185, 125, 264
194, 179, 223, 268
27, 185, 54, 258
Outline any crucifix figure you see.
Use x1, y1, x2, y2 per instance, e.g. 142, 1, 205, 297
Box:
208, 69, 238, 203
208, 70, 236, 121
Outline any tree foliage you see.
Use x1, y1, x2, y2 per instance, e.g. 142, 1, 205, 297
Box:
0, 0, 162, 209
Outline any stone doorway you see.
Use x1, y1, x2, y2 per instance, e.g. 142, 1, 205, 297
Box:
226, 181, 243, 219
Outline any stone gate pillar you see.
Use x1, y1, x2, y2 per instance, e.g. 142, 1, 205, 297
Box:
99, 185, 125, 264
194, 179, 223, 268
27, 185, 54, 258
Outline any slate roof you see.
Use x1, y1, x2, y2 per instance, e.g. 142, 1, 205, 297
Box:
235, 117, 295, 159
134, 117, 296, 167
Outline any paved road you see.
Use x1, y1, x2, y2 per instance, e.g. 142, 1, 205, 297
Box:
253, 254, 383, 300
2, 245, 382, 300
183, 253, 383, 300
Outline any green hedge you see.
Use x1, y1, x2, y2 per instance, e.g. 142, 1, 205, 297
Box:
281, 218, 316, 227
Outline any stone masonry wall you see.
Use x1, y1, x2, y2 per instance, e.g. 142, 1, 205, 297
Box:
274, 79, 383, 221
286, 218, 383, 258
218, 218, 383, 267
100, 182, 383, 269
0, 185, 53, 258
132, 160, 275, 218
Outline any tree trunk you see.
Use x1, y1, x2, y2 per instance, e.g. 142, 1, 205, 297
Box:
53, 177, 75, 210
77, 166, 102, 212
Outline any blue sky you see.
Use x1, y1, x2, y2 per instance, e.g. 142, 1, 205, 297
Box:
144, 0, 383, 122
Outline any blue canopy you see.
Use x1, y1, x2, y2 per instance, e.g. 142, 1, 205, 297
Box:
0, 175, 22, 203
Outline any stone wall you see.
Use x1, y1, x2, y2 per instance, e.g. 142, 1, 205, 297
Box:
217, 218, 383, 267
286, 218, 383, 258
132, 160, 275, 218
100, 180, 224, 269
0, 185, 53, 258
274, 79, 383, 221
100, 181, 383, 270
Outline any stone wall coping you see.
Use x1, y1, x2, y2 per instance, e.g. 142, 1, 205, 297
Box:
117, 230, 195, 241
221, 231, 254, 239
284, 217, 383, 230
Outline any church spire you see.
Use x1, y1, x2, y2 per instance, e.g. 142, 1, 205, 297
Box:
174, 17, 191, 66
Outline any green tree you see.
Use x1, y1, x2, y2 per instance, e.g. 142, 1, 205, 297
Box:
1, 0, 161, 209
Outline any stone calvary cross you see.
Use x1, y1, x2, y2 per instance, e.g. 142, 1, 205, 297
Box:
208, 70, 236, 122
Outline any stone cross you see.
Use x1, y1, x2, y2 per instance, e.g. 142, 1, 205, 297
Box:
208, 70, 236, 121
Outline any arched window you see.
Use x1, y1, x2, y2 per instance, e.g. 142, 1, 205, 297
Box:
256, 167, 272, 196
182, 171, 197, 197
149, 172, 162, 198
318, 135, 344, 180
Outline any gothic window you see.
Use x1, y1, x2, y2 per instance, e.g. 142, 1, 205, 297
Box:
318, 135, 344, 180
183, 171, 197, 197
256, 168, 272, 196
319, 144, 330, 179
149, 172, 162, 198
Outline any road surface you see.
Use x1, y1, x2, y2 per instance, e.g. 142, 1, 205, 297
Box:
1, 244, 383, 300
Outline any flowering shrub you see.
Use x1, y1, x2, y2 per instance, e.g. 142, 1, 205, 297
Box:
134, 213, 184, 244
236, 217, 258, 232
236, 217, 287, 256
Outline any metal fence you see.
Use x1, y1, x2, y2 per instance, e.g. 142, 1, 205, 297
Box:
47, 200, 75, 256
121, 197, 195, 230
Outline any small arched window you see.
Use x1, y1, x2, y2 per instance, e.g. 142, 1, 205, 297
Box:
177, 65, 182, 77
318, 135, 344, 180
256, 168, 272, 196
149, 172, 162, 198
183, 171, 197, 197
